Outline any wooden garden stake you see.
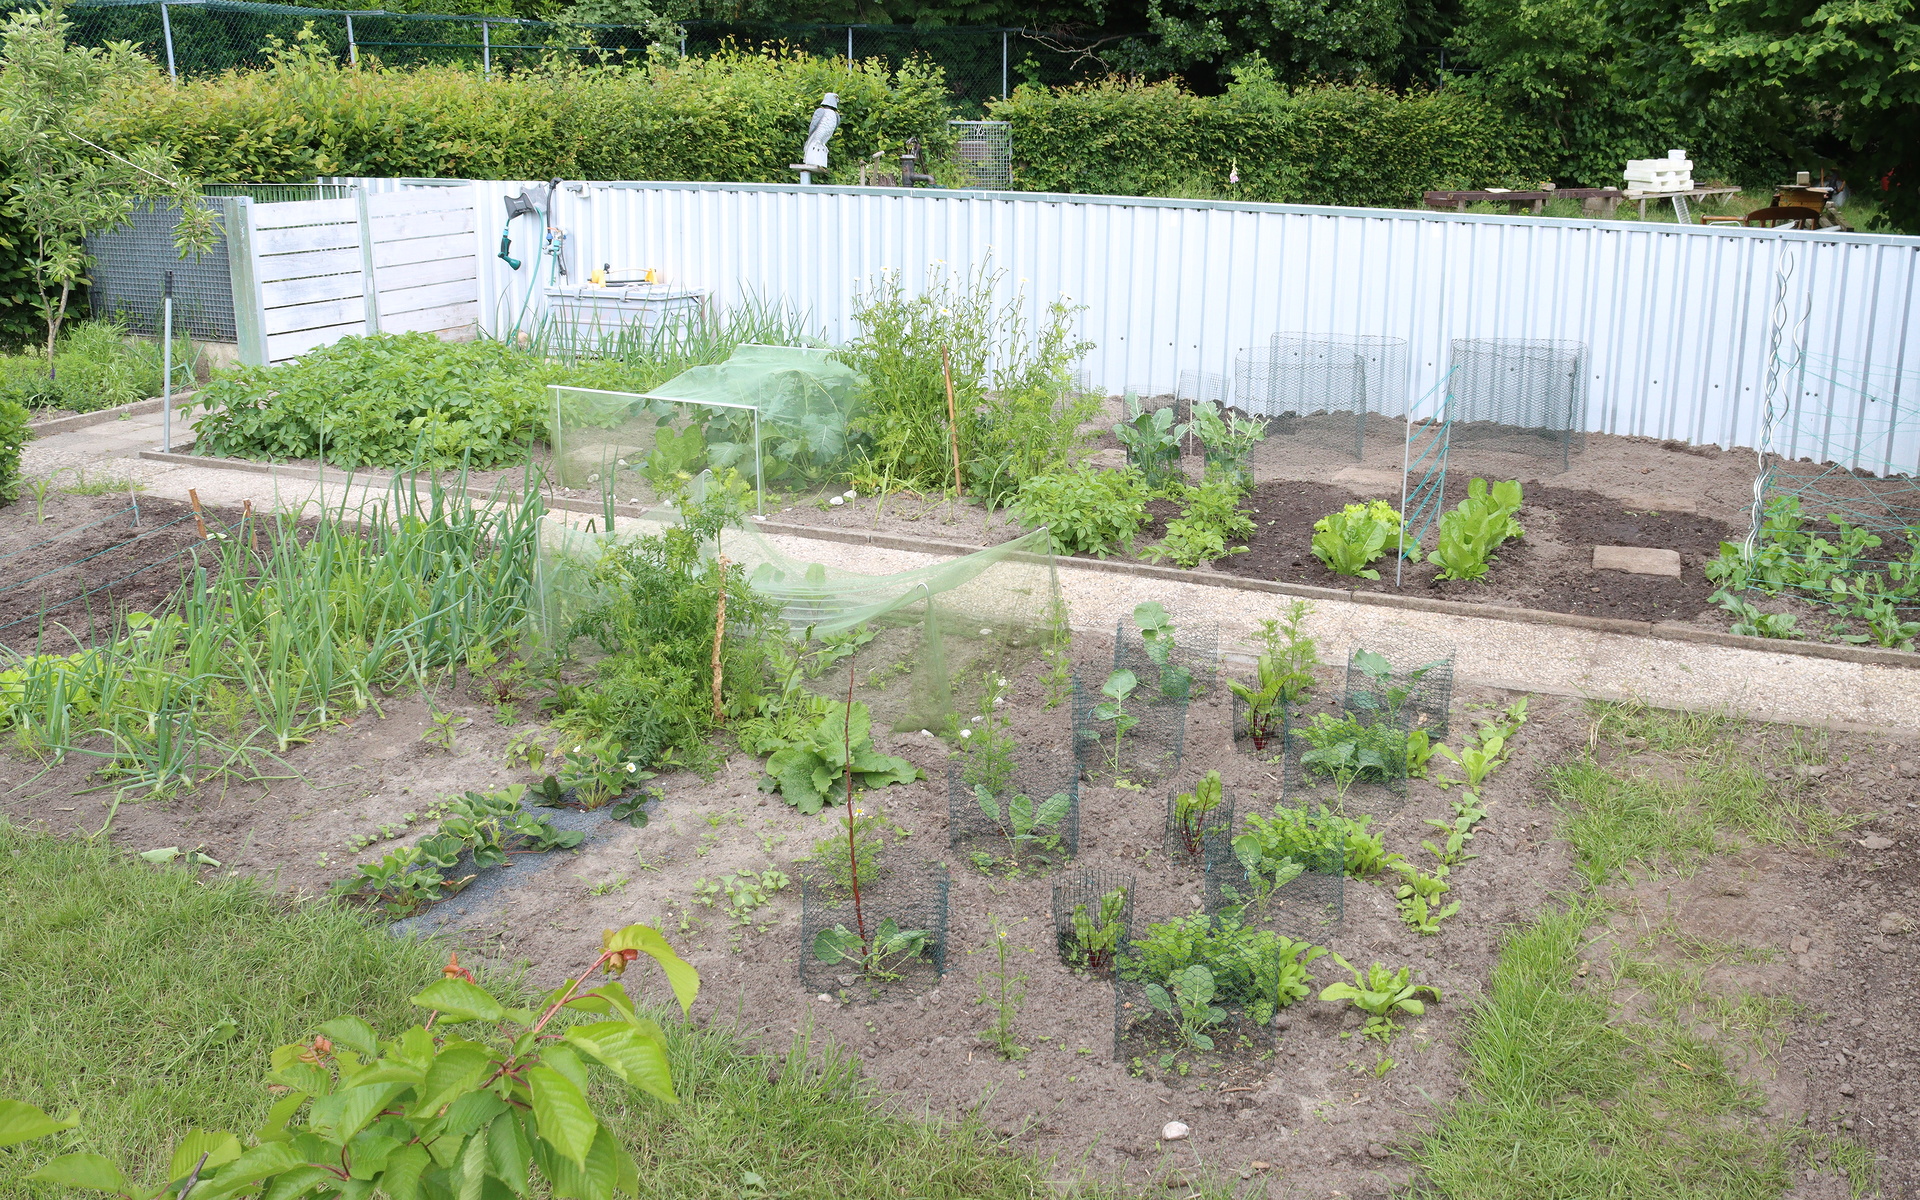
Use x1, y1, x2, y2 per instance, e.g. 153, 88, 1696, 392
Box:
187, 487, 208, 540
243, 499, 258, 556
711, 556, 728, 722
943, 346, 963, 498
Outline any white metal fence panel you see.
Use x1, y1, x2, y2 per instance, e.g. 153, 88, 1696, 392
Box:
325, 178, 1920, 472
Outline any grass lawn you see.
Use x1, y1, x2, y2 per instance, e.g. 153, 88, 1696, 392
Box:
0, 821, 1178, 1199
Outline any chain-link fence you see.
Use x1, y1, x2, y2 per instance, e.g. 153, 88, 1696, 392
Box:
43, 1, 1104, 112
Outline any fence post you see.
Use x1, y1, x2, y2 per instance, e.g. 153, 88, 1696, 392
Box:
482, 19, 491, 78
354, 187, 383, 336
220, 197, 269, 367
159, 2, 176, 80
1001, 30, 1008, 98
345, 13, 357, 65
846, 26, 852, 66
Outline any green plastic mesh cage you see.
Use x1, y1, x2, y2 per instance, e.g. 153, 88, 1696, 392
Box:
535, 511, 1065, 739
548, 344, 865, 509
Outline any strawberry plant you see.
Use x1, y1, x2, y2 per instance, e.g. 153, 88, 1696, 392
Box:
2, 928, 697, 1200
1428, 478, 1525, 581
329, 834, 471, 916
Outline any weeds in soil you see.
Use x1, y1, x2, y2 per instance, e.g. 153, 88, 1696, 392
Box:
973, 914, 1035, 1060
954, 669, 1017, 794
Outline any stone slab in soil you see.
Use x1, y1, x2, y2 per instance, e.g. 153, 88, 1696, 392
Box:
1593, 545, 1683, 577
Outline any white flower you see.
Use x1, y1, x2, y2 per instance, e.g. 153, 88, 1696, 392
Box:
624, 762, 637, 773
574, 745, 584, 754
992, 698, 1005, 708
970, 715, 984, 724
997, 677, 1008, 687
616, 459, 628, 466
959, 729, 972, 739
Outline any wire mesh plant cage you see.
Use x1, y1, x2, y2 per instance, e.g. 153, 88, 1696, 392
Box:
1074, 670, 1187, 788
947, 120, 1012, 189
947, 749, 1080, 874
1231, 334, 1410, 462
799, 860, 951, 1001
1342, 630, 1455, 740
1447, 338, 1590, 471
1230, 689, 1302, 764
1162, 780, 1235, 869
1113, 921, 1281, 1086
1051, 868, 1135, 975
1280, 701, 1411, 822
1112, 606, 1218, 701
1201, 815, 1344, 941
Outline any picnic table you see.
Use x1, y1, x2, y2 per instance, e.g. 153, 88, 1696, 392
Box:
1423, 187, 1624, 215
1622, 185, 1743, 221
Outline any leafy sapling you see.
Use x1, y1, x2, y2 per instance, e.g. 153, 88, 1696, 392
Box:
1317, 955, 1441, 1040
1145, 964, 1227, 1050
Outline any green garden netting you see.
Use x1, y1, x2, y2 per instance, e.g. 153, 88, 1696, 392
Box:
536, 512, 1065, 735
548, 344, 865, 508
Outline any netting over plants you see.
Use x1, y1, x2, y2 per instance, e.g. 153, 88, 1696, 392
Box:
1162, 777, 1235, 869
537, 514, 1064, 739
947, 749, 1080, 874
799, 861, 951, 1001
1201, 805, 1345, 941
1074, 669, 1187, 788
1052, 869, 1135, 975
548, 344, 864, 509
1342, 630, 1455, 739
1112, 602, 1218, 701
1447, 338, 1589, 470
1230, 334, 1410, 461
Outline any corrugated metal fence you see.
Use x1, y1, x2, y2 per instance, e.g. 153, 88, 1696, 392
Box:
331, 178, 1920, 472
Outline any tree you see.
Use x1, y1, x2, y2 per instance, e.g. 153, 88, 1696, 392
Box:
0, 4, 213, 377
1680, 0, 1920, 230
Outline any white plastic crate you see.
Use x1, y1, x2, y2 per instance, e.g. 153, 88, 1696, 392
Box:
544, 284, 706, 351
1624, 149, 1693, 192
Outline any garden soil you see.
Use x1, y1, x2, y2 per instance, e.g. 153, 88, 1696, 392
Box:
6, 616, 1914, 1195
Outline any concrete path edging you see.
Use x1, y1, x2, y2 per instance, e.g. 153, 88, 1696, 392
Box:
28, 391, 199, 440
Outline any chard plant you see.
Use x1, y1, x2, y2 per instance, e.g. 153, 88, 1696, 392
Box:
1170, 769, 1227, 860
0, 928, 697, 1200
1318, 956, 1441, 1041
1227, 601, 1318, 751
1066, 886, 1130, 974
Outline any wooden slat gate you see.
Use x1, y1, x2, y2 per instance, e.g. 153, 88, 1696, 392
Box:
226, 186, 480, 365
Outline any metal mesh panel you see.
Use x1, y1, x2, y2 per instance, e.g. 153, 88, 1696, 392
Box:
948, 120, 1011, 189
799, 862, 950, 1001
202, 183, 354, 203
1280, 701, 1410, 820
1074, 670, 1186, 788
947, 750, 1079, 873
1201, 811, 1344, 941
1232, 334, 1410, 461
1112, 609, 1217, 701
83, 200, 235, 342
1342, 629, 1455, 740
1051, 868, 1134, 975
1447, 337, 1590, 469
1162, 783, 1234, 869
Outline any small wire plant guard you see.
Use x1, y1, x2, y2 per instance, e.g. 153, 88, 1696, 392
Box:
1113, 917, 1284, 1086
1162, 775, 1235, 869
1051, 868, 1135, 976
947, 119, 1012, 189
1112, 602, 1218, 700
947, 748, 1080, 875
1342, 629, 1455, 740
1397, 369, 1456, 586
1446, 338, 1590, 472
1280, 700, 1412, 822
799, 859, 952, 1002
1201, 803, 1345, 941
1231, 334, 1411, 462
1074, 668, 1187, 788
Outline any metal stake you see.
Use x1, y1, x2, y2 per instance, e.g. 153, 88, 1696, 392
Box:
846, 26, 853, 66
482, 19, 491, 78
159, 2, 176, 80
1001, 30, 1008, 98
161, 270, 174, 454
345, 13, 357, 65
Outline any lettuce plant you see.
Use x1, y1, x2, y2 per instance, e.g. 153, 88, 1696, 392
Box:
1428, 478, 1525, 581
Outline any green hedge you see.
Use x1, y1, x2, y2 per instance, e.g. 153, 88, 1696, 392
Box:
989, 70, 1555, 205
92, 46, 958, 183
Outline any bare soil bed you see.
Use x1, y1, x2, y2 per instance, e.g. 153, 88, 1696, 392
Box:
4, 613, 1914, 1196
760, 411, 1778, 632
